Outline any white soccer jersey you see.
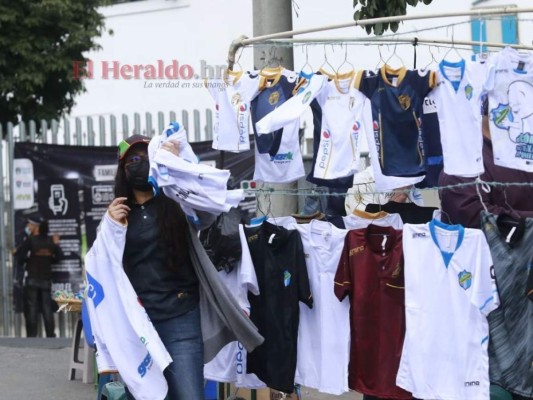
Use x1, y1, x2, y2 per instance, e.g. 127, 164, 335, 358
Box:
204, 225, 266, 389
310, 70, 366, 180
397, 220, 499, 400
429, 59, 488, 177
484, 47, 533, 172
205, 70, 260, 152
85, 213, 172, 400
343, 209, 403, 230
293, 220, 350, 395
253, 118, 305, 183
361, 98, 425, 191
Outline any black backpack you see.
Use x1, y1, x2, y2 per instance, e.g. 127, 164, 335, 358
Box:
202, 207, 243, 273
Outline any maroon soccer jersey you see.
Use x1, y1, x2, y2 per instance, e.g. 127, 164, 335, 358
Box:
334, 225, 412, 399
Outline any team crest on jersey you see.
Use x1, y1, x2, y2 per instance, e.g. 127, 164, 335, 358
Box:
353, 121, 360, 132
322, 130, 331, 139
231, 93, 242, 106
283, 270, 291, 287
398, 94, 411, 110
268, 91, 280, 105
239, 104, 247, 112
302, 91, 312, 104
458, 270, 472, 290
464, 84, 473, 100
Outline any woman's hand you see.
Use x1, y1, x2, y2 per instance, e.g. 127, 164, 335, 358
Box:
161, 139, 180, 156
108, 197, 130, 225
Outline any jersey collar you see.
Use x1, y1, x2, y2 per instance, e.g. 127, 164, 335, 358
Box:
429, 218, 465, 268
380, 65, 407, 87
439, 59, 465, 93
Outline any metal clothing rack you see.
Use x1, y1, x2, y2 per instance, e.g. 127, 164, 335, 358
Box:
227, 6, 533, 67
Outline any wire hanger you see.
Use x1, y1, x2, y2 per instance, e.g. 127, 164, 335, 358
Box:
442, 26, 463, 62
423, 45, 438, 71
319, 44, 336, 75
336, 43, 355, 76
300, 45, 314, 77
384, 38, 405, 68
375, 45, 385, 71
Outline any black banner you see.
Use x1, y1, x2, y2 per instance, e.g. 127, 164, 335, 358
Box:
14, 139, 254, 303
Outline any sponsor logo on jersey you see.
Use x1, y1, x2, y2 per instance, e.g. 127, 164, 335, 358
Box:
464, 381, 480, 387
137, 352, 153, 378
319, 131, 331, 169
268, 91, 280, 105
373, 120, 379, 131
458, 270, 472, 290
349, 245, 365, 256
231, 93, 242, 106
464, 84, 473, 100
398, 94, 411, 110
247, 234, 259, 243
353, 121, 360, 132
302, 91, 312, 104
412, 232, 427, 238
270, 152, 293, 162
87, 271, 105, 308
240, 104, 247, 112
283, 270, 291, 287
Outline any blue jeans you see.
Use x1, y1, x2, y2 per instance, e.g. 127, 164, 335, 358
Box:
126, 305, 204, 400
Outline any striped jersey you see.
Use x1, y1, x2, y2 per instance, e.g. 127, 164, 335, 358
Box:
481, 212, 533, 397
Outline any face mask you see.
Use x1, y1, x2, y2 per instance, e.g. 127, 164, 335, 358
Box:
125, 160, 152, 192
24, 226, 32, 236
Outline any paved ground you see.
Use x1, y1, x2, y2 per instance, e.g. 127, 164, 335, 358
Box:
0, 337, 362, 400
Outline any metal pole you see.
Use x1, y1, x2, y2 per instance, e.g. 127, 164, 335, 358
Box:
0, 128, 9, 335
252, 0, 297, 218
269, 36, 533, 50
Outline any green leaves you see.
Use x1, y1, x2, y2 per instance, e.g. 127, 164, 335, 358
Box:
353, 0, 433, 35
0, 0, 106, 128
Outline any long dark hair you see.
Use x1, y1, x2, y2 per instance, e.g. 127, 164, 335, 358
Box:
114, 155, 189, 272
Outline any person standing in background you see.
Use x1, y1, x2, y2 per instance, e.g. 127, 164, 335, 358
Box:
16, 215, 63, 338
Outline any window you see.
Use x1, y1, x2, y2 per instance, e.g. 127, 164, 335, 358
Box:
471, 8, 518, 53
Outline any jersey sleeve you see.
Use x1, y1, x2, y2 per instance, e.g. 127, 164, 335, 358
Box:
203, 78, 220, 102
255, 74, 327, 134
295, 231, 313, 309
238, 224, 260, 299
334, 234, 352, 302
355, 70, 377, 99
471, 236, 500, 316
418, 69, 437, 96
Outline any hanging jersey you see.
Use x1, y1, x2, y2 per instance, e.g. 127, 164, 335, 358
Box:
357, 65, 436, 177
293, 220, 350, 395
429, 59, 487, 177
334, 225, 411, 398
251, 67, 299, 156
343, 209, 403, 230
485, 47, 533, 172
205, 70, 260, 152
397, 220, 499, 400
361, 93, 425, 191
255, 72, 328, 134
204, 225, 266, 388
481, 212, 533, 397
245, 222, 313, 394
419, 95, 444, 187
252, 117, 305, 183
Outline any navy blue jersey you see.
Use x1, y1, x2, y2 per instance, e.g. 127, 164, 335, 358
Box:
357, 66, 436, 177
245, 222, 313, 393
250, 68, 298, 156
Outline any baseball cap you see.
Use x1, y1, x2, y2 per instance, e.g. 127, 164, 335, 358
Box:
118, 134, 151, 160
27, 212, 43, 226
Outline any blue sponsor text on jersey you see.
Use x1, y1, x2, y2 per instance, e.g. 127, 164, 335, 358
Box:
137, 352, 153, 378
86, 271, 105, 308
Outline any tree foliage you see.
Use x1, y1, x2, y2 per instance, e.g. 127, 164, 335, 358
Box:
353, 0, 433, 35
0, 1, 107, 127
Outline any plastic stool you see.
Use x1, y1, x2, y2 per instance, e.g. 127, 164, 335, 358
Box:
67, 318, 95, 384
